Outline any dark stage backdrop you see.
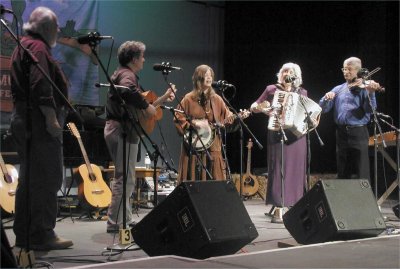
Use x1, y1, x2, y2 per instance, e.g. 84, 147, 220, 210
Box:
223, 1, 399, 188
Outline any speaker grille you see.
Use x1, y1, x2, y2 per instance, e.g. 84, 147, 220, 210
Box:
283, 179, 386, 244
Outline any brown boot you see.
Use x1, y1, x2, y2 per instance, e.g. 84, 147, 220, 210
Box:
30, 236, 73, 250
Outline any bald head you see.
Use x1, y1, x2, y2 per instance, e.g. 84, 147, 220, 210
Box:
23, 7, 59, 47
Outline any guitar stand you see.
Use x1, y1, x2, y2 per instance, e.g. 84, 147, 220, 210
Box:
57, 167, 77, 223
76, 207, 108, 221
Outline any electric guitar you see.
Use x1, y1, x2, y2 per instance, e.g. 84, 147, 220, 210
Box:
67, 122, 112, 209
0, 153, 18, 214
235, 139, 259, 197
184, 109, 251, 151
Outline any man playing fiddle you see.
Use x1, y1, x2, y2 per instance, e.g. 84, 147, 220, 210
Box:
319, 57, 382, 181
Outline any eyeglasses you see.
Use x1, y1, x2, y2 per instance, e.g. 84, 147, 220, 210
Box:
341, 67, 357, 72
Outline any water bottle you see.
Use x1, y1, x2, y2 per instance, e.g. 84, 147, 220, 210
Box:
145, 153, 151, 169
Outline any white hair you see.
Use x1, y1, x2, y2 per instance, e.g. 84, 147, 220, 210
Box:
277, 62, 303, 88
343, 57, 362, 69
23, 7, 58, 47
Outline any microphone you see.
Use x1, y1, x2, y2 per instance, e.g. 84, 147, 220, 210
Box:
95, 83, 130, 90
160, 105, 184, 114
0, 4, 13, 14
211, 80, 235, 89
284, 75, 297, 83
357, 68, 369, 78
153, 62, 181, 71
76, 32, 113, 44
376, 112, 391, 119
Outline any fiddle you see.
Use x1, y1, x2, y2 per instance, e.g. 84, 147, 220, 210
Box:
348, 67, 385, 92
348, 78, 385, 92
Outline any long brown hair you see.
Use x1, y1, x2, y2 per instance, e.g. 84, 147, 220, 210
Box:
191, 64, 215, 104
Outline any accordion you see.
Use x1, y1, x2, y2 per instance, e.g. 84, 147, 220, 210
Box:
268, 90, 322, 138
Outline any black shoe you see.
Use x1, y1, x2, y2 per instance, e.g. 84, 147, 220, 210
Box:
30, 236, 73, 250
107, 226, 119, 233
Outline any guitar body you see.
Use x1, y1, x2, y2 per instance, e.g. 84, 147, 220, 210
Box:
76, 164, 112, 209
235, 173, 259, 197
0, 164, 18, 214
139, 91, 163, 134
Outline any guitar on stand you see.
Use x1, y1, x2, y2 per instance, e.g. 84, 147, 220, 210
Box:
235, 139, 261, 198
67, 122, 112, 211
0, 153, 18, 214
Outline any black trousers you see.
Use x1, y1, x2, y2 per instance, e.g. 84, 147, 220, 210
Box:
11, 107, 63, 246
336, 125, 370, 181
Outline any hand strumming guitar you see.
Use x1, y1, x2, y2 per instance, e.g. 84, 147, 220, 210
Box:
163, 84, 177, 102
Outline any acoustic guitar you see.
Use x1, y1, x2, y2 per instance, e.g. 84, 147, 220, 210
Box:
138, 91, 163, 134
138, 86, 176, 134
67, 122, 112, 209
0, 153, 18, 214
235, 139, 259, 197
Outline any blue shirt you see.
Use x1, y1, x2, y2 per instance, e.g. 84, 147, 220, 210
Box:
319, 82, 377, 126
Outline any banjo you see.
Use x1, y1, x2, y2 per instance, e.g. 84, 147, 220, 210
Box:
184, 109, 250, 152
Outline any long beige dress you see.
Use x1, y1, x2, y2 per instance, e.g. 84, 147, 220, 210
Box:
174, 91, 233, 183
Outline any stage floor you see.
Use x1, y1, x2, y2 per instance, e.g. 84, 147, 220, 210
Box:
3, 197, 400, 268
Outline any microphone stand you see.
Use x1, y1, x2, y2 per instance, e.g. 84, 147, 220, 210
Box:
219, 86, 263, 198
362, 79, 386, 198
218, 126, 233, 181
298, 94, 324, 191
156, 123, 177, 174
1, 18, 83, 266
278, 122, 288, 210
358, 71, 386, 197
88, 41, 134, 250
159, 72, 213, 181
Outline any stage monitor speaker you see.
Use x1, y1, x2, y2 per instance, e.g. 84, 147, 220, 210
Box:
283, 179, 386, 245
132, 181, 258, 259
393, 204, 399, 218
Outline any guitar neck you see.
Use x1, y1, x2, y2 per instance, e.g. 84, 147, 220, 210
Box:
152, 95, 167, 108
246, 146, 251, 174
0, 153, 9, 178
223, 113, 238, 125
76, 138, 94, 175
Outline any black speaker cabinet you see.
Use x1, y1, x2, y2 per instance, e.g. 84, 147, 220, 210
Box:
132, 181, 258, 259
283, 179, 386, 245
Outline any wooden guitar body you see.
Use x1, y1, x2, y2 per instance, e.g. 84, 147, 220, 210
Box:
67, 122, 112, 210
139, 91, 163, 134
237, 173, 259, 197
75, 164, 112, 209
0, 163, 18, 214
